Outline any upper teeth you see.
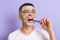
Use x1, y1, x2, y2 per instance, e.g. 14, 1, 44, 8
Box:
28, 19, 33, 21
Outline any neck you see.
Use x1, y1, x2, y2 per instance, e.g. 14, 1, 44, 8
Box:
20, 25, 34, 35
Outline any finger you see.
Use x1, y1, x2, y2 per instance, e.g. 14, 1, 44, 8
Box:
40, 18, 42, 24
42, 20, 44, 24
43, 17, 47, 24
40, 18, 44, 25
46, 18, 51, 24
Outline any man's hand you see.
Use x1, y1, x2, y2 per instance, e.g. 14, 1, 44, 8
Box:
39, 17, 57, 40
39, 17, 52, 32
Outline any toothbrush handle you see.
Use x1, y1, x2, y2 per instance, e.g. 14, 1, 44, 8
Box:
34, 20, 39, 22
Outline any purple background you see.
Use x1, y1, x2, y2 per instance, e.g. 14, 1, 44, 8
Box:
0, 0, 60, 40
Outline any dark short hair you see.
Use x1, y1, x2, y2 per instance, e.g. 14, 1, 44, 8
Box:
19, 3, 34, 12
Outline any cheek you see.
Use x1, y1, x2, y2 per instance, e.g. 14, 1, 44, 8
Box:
23, 14, 28, 19
25, 13, 29, 17
33, 14, 36, 18
35, 15, 36, 18
33, 14, 36, 17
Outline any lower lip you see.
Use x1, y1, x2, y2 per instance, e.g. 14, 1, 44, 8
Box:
28, 21, 34, 23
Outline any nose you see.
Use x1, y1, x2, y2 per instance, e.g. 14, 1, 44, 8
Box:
28, 14, 32, 16
28, 12, 33, 16
28, 13, 33, 17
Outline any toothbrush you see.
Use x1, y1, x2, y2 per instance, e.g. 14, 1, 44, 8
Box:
33, 20, 39, 22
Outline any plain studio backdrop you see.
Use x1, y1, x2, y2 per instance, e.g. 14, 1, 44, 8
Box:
0, 0, 60, 40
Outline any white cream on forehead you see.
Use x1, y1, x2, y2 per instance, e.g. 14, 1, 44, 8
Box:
22, 6, 34, 11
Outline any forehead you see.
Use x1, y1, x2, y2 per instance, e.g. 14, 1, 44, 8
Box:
22, 5, 35, 11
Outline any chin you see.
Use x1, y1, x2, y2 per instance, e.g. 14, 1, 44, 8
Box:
26, 23, 34, 26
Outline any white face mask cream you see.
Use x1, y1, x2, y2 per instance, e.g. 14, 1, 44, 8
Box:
22, 14, 26, 23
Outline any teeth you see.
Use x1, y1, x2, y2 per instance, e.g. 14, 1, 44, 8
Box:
28, 19, 33, 21
29, 21, 33, 23
27, 19, 33, 23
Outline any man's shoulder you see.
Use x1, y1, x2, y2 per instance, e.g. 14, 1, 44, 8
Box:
8, 29, 20, 37
35, 27, 48, 34
35, 28, 49, 35
35, 28, 46, 32
35, 28, 50, 39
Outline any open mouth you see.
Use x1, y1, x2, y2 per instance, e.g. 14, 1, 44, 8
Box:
28, 19, 33, 21
27, 19, 34, 23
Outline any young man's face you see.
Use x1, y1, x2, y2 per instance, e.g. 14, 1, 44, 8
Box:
20, 5, 36, 26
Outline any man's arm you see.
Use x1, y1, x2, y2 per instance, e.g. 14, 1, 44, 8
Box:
39, 17, 57, 40
48, 27, 57, 40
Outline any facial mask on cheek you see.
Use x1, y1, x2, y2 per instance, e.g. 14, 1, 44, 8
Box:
22, 14, 26, 23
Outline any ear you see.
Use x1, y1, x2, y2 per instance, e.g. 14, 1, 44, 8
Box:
18, 14, 22, 20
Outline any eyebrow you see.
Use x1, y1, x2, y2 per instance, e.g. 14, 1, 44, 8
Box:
22, 8, 35, 12
32, 9, 35, 11
22, 10, 28, 12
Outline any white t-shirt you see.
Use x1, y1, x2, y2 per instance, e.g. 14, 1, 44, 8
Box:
8, 28, 50, 40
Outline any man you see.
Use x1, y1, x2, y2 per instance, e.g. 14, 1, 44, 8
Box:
8, 3, 57, 40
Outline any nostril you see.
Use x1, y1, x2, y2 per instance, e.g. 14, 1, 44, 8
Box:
28, 14, 32, 16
